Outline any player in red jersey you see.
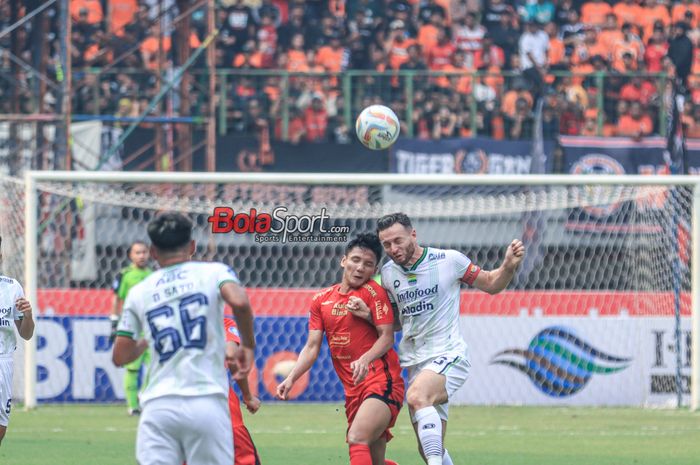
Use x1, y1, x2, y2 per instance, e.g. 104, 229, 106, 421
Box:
276, 234, 404, 465
224, 318, 262, 465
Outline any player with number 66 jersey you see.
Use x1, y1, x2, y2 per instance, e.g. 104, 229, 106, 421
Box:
113, 213, 256, 465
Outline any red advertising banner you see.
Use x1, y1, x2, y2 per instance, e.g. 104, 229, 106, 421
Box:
37, 289, 690, 317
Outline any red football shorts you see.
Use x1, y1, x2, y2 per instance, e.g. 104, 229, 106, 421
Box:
233, 425, 261, 465
345, 378, 404, 442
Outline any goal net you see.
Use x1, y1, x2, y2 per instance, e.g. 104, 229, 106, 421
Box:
2, 172, 696, 409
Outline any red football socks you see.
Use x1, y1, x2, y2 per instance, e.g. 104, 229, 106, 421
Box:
349, 444, 372, 465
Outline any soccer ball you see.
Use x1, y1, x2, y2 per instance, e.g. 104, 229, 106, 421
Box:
355, 105, 400, 150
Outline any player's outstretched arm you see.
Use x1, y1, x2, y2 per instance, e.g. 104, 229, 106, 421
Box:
221, 282, 256, 379
472, 239, 525, 295
350, 323, 395, 385
14, 298, 34, 340
276, 329, 323, 400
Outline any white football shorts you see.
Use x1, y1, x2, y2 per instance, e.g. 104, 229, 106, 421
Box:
136, 394, 233, 465
0, 357, 13, 427
407, 349, 471, 422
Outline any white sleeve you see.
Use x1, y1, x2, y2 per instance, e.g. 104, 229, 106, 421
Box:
116, 291, 142, 340
13, 281, 25, 320
217, 263, 241, 288
447, 250, 472, 283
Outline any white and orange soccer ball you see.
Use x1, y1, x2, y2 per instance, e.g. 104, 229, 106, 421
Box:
355, 105, 400, 150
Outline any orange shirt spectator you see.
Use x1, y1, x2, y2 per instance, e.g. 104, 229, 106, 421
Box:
304, 98, 328, 142
418, 24, 440, 54
109, 0, 137, 36
287, 49, 309, 72
315, 44, 345, 73
482, 65, 504, 95
617, 104, 654, 137
641, 1, 671, 41
673, 2, 700, 28
233, 45, 264, 68
612, 32, 643, 72
613, 0, 643, 28
428, 42, 456, 70
71, 0, 103, 24
141, 34, 171, 69
619, 79, 657, 105
572, 30, 609, 64
502, 89, 533, 118
598, 14, 624, 51
548, 36, 565, 65
581, 0, 612, 26
387, 37, 417, 70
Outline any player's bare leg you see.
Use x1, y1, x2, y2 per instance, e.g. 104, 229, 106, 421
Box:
369, 436, 386, 465
347, 397, 392, 465
406, 370, 448, 465
0, 425, 6, 446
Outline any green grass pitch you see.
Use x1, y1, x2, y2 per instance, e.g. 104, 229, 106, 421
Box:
1, 403, 699, 465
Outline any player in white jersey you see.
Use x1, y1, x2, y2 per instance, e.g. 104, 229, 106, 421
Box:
0, 236, 35, 446
350, 213, 524, 465
112, 213, 256, 465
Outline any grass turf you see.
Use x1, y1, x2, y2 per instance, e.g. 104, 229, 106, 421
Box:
1, 403, 699, 465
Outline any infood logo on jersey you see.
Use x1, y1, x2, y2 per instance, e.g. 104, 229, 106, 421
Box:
207, 207, 349, 243
396, 285, 439, 303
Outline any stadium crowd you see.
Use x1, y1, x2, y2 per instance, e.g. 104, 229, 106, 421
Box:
3, 0, 700, 141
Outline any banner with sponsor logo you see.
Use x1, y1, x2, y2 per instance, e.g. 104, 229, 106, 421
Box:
390, 137, 555, 174
457, 317, 689, 407
561, 136, 700, 175
13, 289, 689, 406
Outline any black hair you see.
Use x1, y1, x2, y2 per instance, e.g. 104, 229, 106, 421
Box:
345, 233, 382, 264
126, 240, 148, 257
376, 212, 413, 233
147, 212, 193, 252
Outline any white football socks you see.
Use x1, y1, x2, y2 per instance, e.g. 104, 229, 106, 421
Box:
414, 407, 443, 465
443, 449, 454, 465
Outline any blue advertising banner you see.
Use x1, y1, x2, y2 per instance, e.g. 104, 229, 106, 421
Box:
560, 136, 696, 235
35, 316, 345, 403
390, 137, 555, 174
561, 136, 700, 175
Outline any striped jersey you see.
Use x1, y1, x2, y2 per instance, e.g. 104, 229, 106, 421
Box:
0, 276, 24, 356
116, 261, 240, 404
380, 247, 481, 366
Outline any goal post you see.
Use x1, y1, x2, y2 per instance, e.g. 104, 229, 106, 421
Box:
12, 170, 700, 410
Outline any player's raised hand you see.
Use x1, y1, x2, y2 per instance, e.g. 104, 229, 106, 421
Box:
350, 355, 370, 385
346, 296, 372, 322
232, 346, 255, 380
243, 395, 261, 414
15, 298, 32, 315
504, 239, 525, 270
276, 378, 294, 400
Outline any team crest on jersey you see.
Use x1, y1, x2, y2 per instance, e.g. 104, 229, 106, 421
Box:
228, 326, 240, 338
407, 273, 417, 285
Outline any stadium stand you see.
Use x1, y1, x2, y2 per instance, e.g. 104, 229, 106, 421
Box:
1, 0, 698, 141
